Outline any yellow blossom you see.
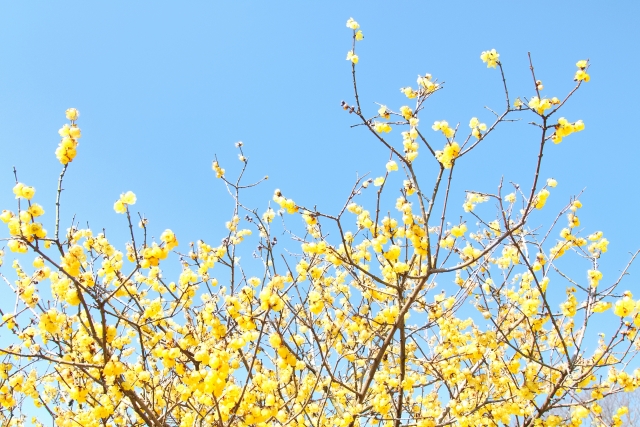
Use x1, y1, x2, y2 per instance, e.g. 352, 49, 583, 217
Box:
480, 49, 500, 68
346, 17, 359, 30
113, 191, 137, 214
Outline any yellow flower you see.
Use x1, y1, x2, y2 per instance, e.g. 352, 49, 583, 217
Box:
385, 161, 398, 172
373, 122, 391, 133
417, 74, 438, 93
383, 245, 401, 261
513, 98, 523, 109
373, 177, 385, 187
400, 87, 417, 99
528, 97, 552, 115
160, 229, 179, 249
469, 117, 487, 138
346, 50, 359, 64
592, 301, 611, 313
547, 178, 557, 187
575, 59, 590, 82
399, 106, 413, 120
435, 142, 460, 169
588, 270, 603, 287
212, 161, 225, 178
346, 17, 359, 30
114, 191, 137, 214
451, 224, 467, 238
534, 189, 550, 209
432, 120, 454, 138
552, 117, 585, 144
355, 30, 364, 41
121, 191, 136, 204
262, 208, 275, 223
614, 296, 635, 317
8, 239, 28, 253
378, 105, 390, 119
13, 183, 36, 200
65, 108, 79, 121
480, 49, 500, 68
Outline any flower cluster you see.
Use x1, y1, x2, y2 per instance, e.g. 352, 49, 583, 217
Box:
212, 160, 225, 178
345, 18, 363, 64
113, 191, 137, 214
469, 117, 487, 139
273, 189, 298, 214
528, 97, 553, 115
462, 192, 489, 212
551, 117, 585, 144
480, 49, 500, 68
432, 120, 454, 139
575, 60, 590, 82
373, 121, 391, 133
435, 142, 460, 169
55, 108, 81, 165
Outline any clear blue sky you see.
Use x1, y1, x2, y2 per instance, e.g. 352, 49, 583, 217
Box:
1, 1, 639, 288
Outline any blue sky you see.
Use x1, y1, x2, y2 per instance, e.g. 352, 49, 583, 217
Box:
1, 1, 639, 296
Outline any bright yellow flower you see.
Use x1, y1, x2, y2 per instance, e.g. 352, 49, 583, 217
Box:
575, 59, 590, 82
65, 108, 79, 121
12, 183, 35, 200
480, 49, 500, 68
399, 106, 413, 120
378, 105, 390, 119
346, 17, 359, 30
614, 296, 635, 317
373, 122, 391, 133
346, 50, 359, 64
528, 96, 552, 115
113, 191, 137, 214
400, 87, 417, 99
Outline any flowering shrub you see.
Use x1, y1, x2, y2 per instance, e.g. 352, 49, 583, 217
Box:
1, 17, 638, 427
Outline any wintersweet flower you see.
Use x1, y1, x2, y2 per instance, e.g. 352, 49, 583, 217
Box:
432, 120, 454, 139
551, 118, 585, 144
114, 191, 137, 214
614, 295, 635, 317
65, 108, 79, 121
575, 60, 590, 82
435, 142, 460, 169
346, 18, 359, 30
346, 51, 359, 64
212, 161, 225, 178
400, 87, 417, 99
399, 106, 413, 120
373, 122, 391, 133
528, 97, 552, 115
378, 105, 390, 119
12, 183, 35, 200
385, 161, 398, 172
417, 74, 438, 93
480, 49, 500, 68
469, 117, 487, 138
